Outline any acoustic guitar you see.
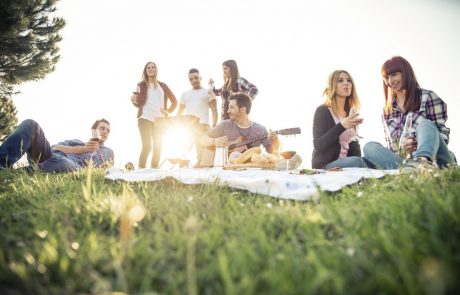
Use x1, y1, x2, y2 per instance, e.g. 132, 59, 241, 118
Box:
200, 127, 301, 167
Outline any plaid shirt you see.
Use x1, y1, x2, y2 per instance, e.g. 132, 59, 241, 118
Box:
214, 77, 258, 119
213, 77, 259, 99
383, 89, 450, 151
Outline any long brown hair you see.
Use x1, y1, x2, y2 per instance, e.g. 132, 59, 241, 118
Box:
222, 60, 240, 92
381, 56, 420, 114
323, 70, 360, 117
141, 61, 158, 88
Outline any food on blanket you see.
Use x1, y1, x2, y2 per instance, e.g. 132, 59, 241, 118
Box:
327, 166, 343, 172
235, 147, 262, 164
262, 153, 280, 163
251, 153, 269, 164
289, 154, 302, 169
275, 153, 302, 170
299, 168, 319, 175
228, 151, 242, 164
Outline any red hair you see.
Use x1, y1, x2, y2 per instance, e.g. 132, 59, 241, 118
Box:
381, 56, 420, 114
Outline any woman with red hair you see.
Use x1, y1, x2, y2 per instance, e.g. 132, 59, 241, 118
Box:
363, 56, 456, 170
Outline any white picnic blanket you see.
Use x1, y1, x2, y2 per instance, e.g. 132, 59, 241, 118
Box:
105, 167, 396, 201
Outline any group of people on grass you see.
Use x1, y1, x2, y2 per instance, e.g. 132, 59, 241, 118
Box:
0, 56, 456, 173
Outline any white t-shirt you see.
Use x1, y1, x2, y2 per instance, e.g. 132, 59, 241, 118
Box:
180, 87, 216, 125
137, 84, 164, 121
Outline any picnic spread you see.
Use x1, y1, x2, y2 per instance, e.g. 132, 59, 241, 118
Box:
105, 167, 395, 201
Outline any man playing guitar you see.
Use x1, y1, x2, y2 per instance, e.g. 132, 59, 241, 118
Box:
200, 93, 280, 162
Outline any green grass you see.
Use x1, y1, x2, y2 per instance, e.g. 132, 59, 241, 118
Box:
0, 166, 459, 294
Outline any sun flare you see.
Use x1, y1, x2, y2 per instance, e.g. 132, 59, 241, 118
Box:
160, 126, 195, 165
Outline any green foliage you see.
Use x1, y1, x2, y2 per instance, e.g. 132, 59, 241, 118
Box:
0, 167, 459, 294
0, 0, 65, 97
0, 95, 18, 141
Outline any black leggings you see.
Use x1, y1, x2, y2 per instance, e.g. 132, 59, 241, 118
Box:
138, 118, 162, 168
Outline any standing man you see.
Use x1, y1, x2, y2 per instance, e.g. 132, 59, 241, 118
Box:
177, 68, 218, 164
0, 119, 114, 172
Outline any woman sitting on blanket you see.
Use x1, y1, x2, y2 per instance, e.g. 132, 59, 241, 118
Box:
363, 56, 456, 170
312, 70, 367, 169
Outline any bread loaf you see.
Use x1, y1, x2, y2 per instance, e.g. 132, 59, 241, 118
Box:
262, 153, 280, 163
228, 151, 242, 164
251, 153, 269, 164
235, 147, 262, 164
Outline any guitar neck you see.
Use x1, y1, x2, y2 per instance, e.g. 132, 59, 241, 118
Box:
229, 133, 273, 150
227, 127, 300, 151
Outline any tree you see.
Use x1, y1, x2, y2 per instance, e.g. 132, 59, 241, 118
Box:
0, 0, 65, 97
0, 95, 18, 142
0, 0, 65, 139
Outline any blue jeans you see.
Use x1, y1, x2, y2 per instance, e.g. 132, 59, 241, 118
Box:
0, 119, 78, 172
324, 156, 367, 169
363, 118, 456, 169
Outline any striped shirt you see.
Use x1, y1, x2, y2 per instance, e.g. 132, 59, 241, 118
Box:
383, 89, 450, 151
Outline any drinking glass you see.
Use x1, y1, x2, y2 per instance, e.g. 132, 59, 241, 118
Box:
280, 151, 296, 170
213, 147, 228, 167
349, 107, 360, 141
91, 128, 101, 143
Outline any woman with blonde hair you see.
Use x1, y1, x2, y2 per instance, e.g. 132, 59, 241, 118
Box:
131, 61, 177, 168
312, 70, 366, 169
209, 59, 258, 120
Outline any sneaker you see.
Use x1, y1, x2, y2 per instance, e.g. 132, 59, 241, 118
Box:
401, 157, 438, 173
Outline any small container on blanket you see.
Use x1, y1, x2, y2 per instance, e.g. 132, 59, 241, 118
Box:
213, 147, 228, 167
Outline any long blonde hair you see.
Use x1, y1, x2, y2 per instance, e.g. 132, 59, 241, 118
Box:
323, 70, 360, 117
141, 61, 158, 88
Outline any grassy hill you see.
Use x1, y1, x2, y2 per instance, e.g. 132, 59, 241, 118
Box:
1, 167, 459, 294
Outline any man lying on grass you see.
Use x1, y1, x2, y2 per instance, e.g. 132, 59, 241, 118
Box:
0, 119, 114, 172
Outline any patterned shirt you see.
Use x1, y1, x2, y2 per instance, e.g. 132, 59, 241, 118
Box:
213, 77, 259, 98
213, 77, 259, 119
383, 89, 450, 151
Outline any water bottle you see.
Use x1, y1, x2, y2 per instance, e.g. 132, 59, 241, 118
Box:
399, 113, 413, 158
